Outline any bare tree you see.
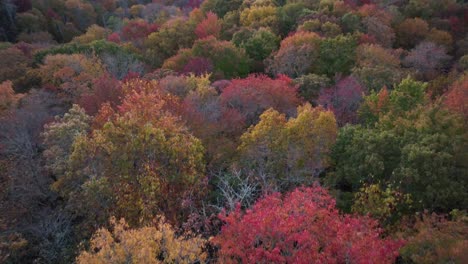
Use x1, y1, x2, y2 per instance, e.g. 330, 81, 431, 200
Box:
26, 209, 73, 264
100, 52, 146, 79
213, 169, 259, 212
0, 89, 67, 263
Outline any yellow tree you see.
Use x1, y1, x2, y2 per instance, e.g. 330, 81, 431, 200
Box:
238, 103, 337, 191
76, 217, 207, 264
238, 108, 288, 190
285, 104, 338, 181
240, 5, 279, 31
72, 25, 110, 44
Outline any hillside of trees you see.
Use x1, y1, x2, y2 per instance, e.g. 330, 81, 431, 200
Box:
0, 0, 467, 263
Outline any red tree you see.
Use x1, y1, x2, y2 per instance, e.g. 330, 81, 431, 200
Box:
444, 76, 468, 122
220, 74, 302, 132
78, 75, 123, 115
214, 185, 403, 264
121, 20, 158, 41
121, 20, 158, 48
182, 57, 213, 76
107, 32, 121, 43
195, 12, 221, 39
318, 76, 364, 125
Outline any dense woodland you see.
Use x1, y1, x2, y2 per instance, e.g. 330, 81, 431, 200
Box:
0, 0, 467, 263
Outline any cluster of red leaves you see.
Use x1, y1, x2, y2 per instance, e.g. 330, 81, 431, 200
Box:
318, 76, 364, 125
182, 57, 213, 75
214, 185, 404, 264
195, 12, 221, 39
78, 75, 123, 115
107, 32, 121, 43
444, 76, 467, 121
358, 33, 377, 45
121, 20, 158, 42
220, 74, 302, 130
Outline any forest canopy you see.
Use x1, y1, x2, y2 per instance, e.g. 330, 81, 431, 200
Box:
0, 0, 467, 263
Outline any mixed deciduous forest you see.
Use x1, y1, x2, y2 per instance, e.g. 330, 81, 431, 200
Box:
0, 0, 467, 263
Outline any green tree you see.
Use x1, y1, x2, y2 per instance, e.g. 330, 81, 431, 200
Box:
317, 34, 357, 77
358, 77, 427, 125
233, 28, 280, 62
163, 36, 250, 79
277, 3, 308, 36
293, 74, 330, 103
388, 77, 427, 114
201, 0, 243, 17
329, 105, 467, 213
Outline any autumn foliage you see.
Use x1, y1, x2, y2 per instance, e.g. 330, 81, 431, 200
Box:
76, 217, 207, 263
0, 81, 21, 114
399, 213, 468, 263
59, 79, 206, 229
121, 20, 158, 48
238, 104, 337, 190
267, 31, 321, 77
195, 12, 221, 39
163, 36, 250, 79
37, 54, 106, 101
1, 0, 467, 263
214, 185, 403, 263
318, 76, 364, 125
76, 74, 122, 115
220, 74, 301, 130
444, 75, 468, 121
